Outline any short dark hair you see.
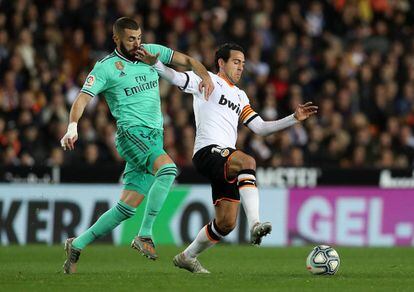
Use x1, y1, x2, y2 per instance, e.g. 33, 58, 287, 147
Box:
113, 17, 140, 36
214, 43, 245, 72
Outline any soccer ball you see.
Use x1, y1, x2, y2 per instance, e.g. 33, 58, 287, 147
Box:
306, 245, 340, 275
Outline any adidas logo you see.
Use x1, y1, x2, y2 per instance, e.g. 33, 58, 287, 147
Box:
119, 71, 126, 77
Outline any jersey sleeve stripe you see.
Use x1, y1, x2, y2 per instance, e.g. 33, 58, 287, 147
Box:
240, 107, 254, 121
240, 105, 252, 117
243, 113, 259, 125
80, 89, 96, 97
168, 50, 174, 64
178, 72, 190, 91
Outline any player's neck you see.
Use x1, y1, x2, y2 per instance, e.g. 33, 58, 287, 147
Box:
217, 72, 235, 87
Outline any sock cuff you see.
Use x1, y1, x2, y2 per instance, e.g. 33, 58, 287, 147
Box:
238, 169, 256, 176
206, 222, 221, 242
117, 201, 136, 218
156, 163, 178, 178
213, 219, 231, 236
237, 170, 257, 188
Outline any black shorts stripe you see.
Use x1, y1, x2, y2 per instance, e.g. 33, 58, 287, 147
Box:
125, 132, 148, 152
128, 133, 150, 151
126, 132, 149, 150
122, 139, 142, 165
125, 133, 147, 153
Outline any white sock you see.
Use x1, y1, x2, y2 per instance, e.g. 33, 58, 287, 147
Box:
183, 222, 222, 259
238, 173, 260, 230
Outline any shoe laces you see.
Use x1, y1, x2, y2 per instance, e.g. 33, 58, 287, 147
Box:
70, 248, 80, 263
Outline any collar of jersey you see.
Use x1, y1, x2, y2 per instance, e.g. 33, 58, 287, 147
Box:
217, 73, 235, 87
114, 49, 140, 64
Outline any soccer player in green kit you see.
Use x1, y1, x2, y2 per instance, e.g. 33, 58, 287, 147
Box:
60, 17, 214, 274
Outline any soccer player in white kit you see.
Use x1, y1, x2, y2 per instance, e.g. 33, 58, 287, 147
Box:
146, 43, 317, 273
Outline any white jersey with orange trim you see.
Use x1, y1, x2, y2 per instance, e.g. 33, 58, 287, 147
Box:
153, 61, 299, 155
178, 71, 258, 154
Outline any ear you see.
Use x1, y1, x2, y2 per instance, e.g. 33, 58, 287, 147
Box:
113, 34, 119, 43
218, 58, 225, 69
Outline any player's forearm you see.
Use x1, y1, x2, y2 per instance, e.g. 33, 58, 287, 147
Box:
187, 57, 210, 81
69, 93, 92, 124
154, 61, 188, 88
171, 52, 209, 81
247, 114, 298, 136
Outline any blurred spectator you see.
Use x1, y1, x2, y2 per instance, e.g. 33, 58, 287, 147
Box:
1, 0, 414, 169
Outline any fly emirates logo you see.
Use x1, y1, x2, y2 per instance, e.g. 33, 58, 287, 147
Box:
218, 95, 242, 115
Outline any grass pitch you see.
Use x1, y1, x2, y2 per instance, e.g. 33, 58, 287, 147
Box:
1, 245, 413, 291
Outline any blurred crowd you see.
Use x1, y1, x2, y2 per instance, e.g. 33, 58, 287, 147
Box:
1, 0, 414, 169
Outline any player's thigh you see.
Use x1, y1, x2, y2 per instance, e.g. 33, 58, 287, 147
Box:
115, 126, 152, 170
226, 150, 256, 179
120, 189, 145, 208
193, 145, 238, 183
143, 129, 174, 174
122, 162, 155, 196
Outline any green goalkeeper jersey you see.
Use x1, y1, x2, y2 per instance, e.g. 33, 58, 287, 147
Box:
81, 44, 174, 130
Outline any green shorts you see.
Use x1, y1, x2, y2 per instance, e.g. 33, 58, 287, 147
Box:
115, 125, 166, 195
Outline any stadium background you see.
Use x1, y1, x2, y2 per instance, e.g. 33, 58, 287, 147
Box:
1, 1, 414, 290
2, 0, 414, 170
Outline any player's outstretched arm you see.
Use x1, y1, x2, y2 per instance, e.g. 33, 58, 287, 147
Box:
246, 102, 318, 136
154, 60, 189, 88
154, 61, 206, 99
170, 51, 214, 99
60, 92, 92, 151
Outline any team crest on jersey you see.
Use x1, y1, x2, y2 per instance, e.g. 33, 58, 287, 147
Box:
85, 75, 95, 87
115, 61, 126, 77
115, 61, 124, 70
220, 149, 230, 157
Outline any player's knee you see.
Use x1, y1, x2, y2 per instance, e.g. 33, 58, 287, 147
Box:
240, 154, 256, 170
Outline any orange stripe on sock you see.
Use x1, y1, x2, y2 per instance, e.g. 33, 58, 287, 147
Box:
238, 185, 257, 190
238, 177, 255, 183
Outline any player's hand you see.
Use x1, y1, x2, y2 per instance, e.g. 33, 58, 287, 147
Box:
60, 122, 78, 151
293, 102, 318, 121
136, 46, 160, 66
198, 76, 214, 100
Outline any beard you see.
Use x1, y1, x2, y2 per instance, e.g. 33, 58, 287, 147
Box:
120, 42, 138, 61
